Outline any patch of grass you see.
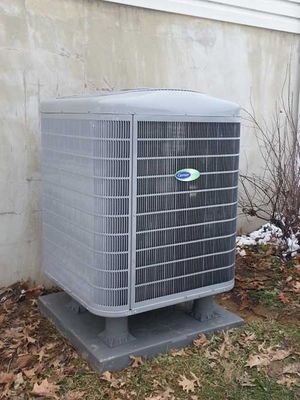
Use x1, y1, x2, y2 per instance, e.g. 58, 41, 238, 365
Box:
248, 289, 283, 308
287, 259, 296, 269
259, 244, 269, 253
79, 320, 298, 400
231, 374, 296, 400
271, 256, 282, 271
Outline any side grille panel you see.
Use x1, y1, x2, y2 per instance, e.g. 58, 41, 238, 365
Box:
42, 117, 131, 311
134, 121, 240, 304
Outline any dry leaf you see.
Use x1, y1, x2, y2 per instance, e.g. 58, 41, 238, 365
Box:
267, 361, 283, 379
218, 342, 230, 359
246, 345, 291, 371
146, 388, 174, 400
190, 372, 201, 387
242, 332, 256, 343
246, 354, 270, 369
293, 281, 300, 293
17, 354, 36, 369
178, 373, 200, 393
283, 363, 300, 375
218, 331, 235, 359
239, 295, 250, 311
130, 355, 143, 368
204, 348, 219, 361
23, 368, 36, 379
50, 359, 62, 369
278, 292, 290, 304
171, 348, 186, 357
23, 285, 44, 296
276, 376, 297, 387
100, 371, 124, 388
258, 341, 267, 352
237, 372, 255, 387
222, 360, 236, 382
193, 334, 207, 347
178, 375, 195, 393
37, 347, 46, 362
270, 349, 291, 361
64, 391, 85, 400
26, 335, 36, 344
0, 372, 14, 385
100, 371, 114, 382
14, 372, 24, 389
32, 379, 59, 399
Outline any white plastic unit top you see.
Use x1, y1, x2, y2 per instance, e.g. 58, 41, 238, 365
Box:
40, 89, 240, 117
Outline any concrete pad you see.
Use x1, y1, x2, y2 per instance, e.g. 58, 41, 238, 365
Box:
38, 292, 244, 372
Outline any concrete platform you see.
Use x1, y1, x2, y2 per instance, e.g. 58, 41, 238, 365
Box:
38, 292, 243, 372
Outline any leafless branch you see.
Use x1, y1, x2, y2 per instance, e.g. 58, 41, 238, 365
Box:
239, 73, 300, 247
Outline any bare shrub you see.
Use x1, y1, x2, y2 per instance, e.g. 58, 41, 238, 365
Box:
239, 81, 300, 246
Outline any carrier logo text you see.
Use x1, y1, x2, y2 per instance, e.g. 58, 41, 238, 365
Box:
175, 169, 200, 182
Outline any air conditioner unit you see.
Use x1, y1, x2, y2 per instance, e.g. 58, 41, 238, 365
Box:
40, 89, 242, 370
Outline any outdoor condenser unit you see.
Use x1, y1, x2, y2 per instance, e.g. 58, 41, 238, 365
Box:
40, 89, 241, 359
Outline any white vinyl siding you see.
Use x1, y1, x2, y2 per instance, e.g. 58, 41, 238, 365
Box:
103, 0, 300, 34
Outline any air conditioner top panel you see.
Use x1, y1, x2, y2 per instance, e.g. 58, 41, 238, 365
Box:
40, 88, 240, 117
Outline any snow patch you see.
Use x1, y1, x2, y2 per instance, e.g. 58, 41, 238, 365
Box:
284, 234, 300, 257
236, 223, 285, 256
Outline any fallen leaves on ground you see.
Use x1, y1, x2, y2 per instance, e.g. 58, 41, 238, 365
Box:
0, 248, 300, 400
100, 371, 126, 389
283, 363, 300, 375
178, 373, 200, 393
246, 354, 270, 369
193, 333, 208, 347
146, 388, 174, 400
31, 378, 60, 399
16, 353, 36, 369
63, 391, 86, 400
14, 372, 24, 389
130, 355, 143, 368
0, 282, 79, 399
246, 347, 291, 370
293, 281, 300, 293
276, 376, 297, 387
170, 348, 187, 357
0, 372, 14, 385
236, 372, 256, 387
278, 292, 290, 304
228, 246, 300, 314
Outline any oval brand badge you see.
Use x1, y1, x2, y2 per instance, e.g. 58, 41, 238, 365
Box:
175, 168, 200, 182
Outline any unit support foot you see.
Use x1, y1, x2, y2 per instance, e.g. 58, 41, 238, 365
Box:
99, 317, 136, 348
190, 296, 220, 322
67, 298, 87, 314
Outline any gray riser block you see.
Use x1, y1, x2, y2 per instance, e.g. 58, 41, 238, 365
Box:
38, 292, 243, 372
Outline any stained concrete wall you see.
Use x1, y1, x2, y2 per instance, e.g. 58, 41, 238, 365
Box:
0, 0, 300, 285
